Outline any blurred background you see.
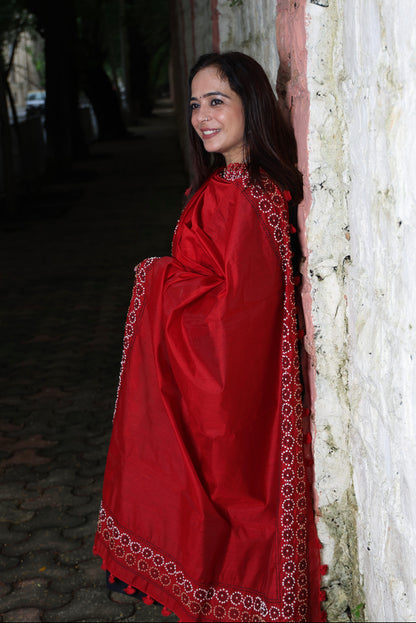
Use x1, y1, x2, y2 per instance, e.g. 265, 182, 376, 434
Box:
0, 0, 172, 214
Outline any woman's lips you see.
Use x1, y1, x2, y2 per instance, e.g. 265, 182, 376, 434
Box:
201, 129, 220, 139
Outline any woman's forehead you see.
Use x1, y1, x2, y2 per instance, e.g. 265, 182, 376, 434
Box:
191, 67, 233, 98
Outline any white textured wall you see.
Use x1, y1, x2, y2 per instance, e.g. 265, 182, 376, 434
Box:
340, 1, 416, 620
295, 2, 360, 620
306, 0, 416, 621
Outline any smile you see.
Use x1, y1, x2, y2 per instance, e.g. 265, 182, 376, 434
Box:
201, 129, 220, 137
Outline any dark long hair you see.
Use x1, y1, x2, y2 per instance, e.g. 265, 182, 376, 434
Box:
188, 51, 303, 206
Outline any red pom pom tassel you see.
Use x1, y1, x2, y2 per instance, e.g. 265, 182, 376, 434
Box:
321, 609, 328, 622
304, 432, 312, 444
124, 584, 136, 595
289, 223, 297, 233
294, 275, 301, 286
320, 564, 328, 576
108, 573, 115, 584
320, 589, 327, 602
142, 594, 155, 605
283, 190, 292, 202
162, 606, 172, 616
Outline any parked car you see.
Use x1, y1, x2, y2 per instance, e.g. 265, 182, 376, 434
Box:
26, 90, 46, 117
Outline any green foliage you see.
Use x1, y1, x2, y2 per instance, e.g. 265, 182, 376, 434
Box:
0, 0, 36, 64
351, 602, 365, 621
25, 43, 45, 86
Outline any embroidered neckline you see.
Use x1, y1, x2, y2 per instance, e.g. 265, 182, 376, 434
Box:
218, 162, 248, 181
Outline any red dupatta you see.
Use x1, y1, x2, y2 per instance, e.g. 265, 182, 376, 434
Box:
93, 163, 324, 622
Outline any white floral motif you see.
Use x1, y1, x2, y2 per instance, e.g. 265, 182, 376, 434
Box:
112, 257, 158, 420
220, 163, 309, 621
97, 504, 270, 621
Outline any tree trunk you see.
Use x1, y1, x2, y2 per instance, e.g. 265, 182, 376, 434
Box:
0, 54, 17, 214
44, 0, 87, 171
6, 80, 28, 188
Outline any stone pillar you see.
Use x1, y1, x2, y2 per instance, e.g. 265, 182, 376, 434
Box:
305, 0, 416, 620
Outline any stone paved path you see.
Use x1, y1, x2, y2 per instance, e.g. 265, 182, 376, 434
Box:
0, 107, 186, 622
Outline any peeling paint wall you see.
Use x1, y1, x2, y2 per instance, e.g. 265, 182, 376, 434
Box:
306, 0, 416, 620
303, 2, 361, 620
339, 1, 416, 620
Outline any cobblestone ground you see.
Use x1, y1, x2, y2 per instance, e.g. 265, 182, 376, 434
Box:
0, 108, 186, 622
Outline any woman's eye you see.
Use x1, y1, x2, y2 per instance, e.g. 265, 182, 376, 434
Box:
190, 102, 199, 111
211, 98, 223, 106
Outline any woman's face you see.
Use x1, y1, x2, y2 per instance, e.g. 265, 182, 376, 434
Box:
190, 66, 246, 165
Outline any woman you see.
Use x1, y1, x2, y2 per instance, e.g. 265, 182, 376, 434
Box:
94, 52, 325, 622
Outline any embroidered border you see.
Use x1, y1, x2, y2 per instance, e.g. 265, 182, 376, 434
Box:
113, 257, 158, 419
221, 164, 309, 622
98, 503, 272, 622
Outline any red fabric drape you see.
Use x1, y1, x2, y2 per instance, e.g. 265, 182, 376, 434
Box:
94, 164, 323, 622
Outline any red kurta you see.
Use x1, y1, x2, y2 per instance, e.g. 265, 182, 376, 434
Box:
94, 163, 323, 622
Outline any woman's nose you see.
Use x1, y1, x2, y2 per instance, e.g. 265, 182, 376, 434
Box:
198, 104, 210, 123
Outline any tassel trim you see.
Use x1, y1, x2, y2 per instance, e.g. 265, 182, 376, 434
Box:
99, 563, 177, 618
124, 584, 136, 595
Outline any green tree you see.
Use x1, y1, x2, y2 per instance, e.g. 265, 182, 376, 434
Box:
0, 0, 36, 213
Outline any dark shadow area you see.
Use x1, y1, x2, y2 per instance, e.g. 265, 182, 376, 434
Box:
0, 2, 187, 620
0, 0, 173, 215
0, 105, 186, 623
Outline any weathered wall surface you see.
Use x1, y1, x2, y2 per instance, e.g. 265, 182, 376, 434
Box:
305, 0, 416, 620
302, 2, 361, 620
276, 2, 363, 620
339, 1, 416, 620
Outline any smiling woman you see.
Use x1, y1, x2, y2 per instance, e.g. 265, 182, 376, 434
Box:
190, 66, 246, 165
94, 51, 324, 623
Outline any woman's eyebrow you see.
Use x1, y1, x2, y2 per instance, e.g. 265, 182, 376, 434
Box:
190, 91, 231, 101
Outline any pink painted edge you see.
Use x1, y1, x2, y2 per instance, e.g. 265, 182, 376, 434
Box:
276, 1, 319, 511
